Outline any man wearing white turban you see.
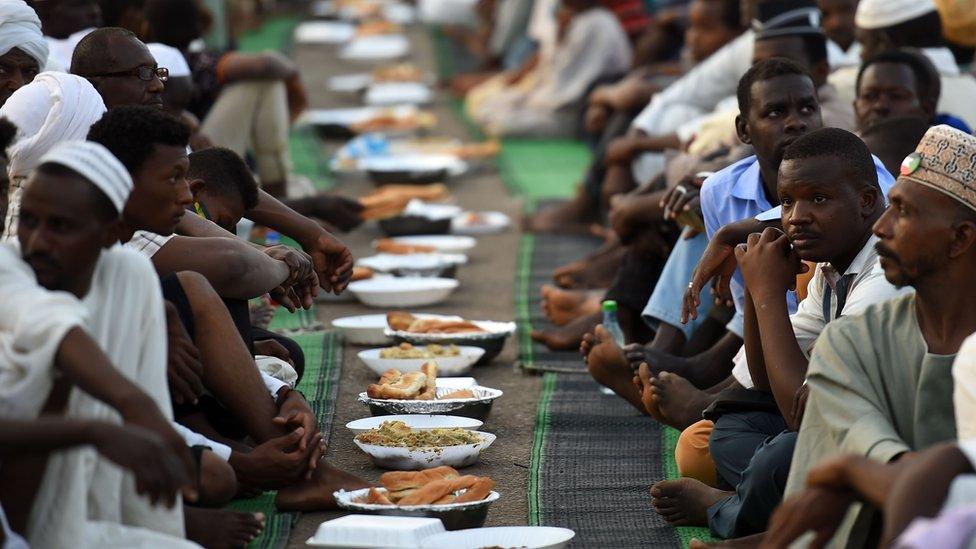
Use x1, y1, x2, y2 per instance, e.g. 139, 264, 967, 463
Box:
0, 0, 48, 106
0, 140, 200, 548
0, 71, 106, 242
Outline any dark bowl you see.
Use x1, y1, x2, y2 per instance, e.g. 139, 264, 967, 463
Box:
378, 215, 452, 237
366, 398, 496, 422
367, 168, 448, 185
336, 489, 499, 531
313, 123, 356, 140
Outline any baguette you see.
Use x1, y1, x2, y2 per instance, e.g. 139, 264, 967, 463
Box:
455, 477, 494, 503
397, 478, 456, 505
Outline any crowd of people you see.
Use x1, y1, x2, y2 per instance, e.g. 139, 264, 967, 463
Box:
453, 0, 976, 546
3, 0, 976, 547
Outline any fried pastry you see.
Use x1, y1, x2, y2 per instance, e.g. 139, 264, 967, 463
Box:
374, 239, 437, 254
456, 477, 495, 503
364, 487, 394, 505
386, 312, 416, 331
397, 478, 457, 505
440, 389, 475, 400
351, 266, 374, 281
416, 362, 437, 400
366, 371, 426, 399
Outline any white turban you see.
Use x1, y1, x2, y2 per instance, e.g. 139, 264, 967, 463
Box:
147, 42, 191, 78
39, 141, 133, 213
0, 71, 106, 178
856, 0, 937, 29
0, 1, 48, 70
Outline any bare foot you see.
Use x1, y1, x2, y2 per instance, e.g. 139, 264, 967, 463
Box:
636, 363, 666, 423
542, 285, 603, 326
553, 244, 626, 289
625, 343, 648, 371
522, 189, 598, 234
531, 311, 601, 351
185, 507, 265, 549
689, 533, 766, 548
274, 462, 368, 511
650, 478, 731, 527
650, 372, 713, 430
249, 301, 275, 330
585, 325, 647, 415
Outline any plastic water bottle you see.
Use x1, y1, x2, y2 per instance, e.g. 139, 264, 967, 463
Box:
602, 300, 626, 347
265, 230, 280, 246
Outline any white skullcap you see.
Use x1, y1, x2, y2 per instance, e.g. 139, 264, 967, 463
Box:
147, 42, 191, 78
38, 141, 133, 213
856, 0, 937, 29
0, 1, 48, 70
0, 72, 106, 178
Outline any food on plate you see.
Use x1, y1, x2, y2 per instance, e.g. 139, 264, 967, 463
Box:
356, 21, 400, 36
354, 466, 495, 506
367, 362, 437, 400
349, 109, 437, 134
385, 312, 485, 334
355, 420, 482, 447
401, 139, 500, 159
379, 342, 461, 359
359, 184, 451, 220
459, 212, 488, 226
440, 389, 475, 400
372, 63, 424, 83
351, 266, 374, 281
374, 238, 437, 254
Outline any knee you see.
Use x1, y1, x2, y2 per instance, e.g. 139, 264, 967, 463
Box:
750, 432, 797, 485
676, 420, 717, 487
197, 450, 238, 506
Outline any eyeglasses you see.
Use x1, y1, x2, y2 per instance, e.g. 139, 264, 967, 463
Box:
93, 66, 169, 82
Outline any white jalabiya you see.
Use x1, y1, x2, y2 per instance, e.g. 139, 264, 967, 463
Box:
0, 0, 48, 69
0, 72, 106, 241
0, 244, 198, 548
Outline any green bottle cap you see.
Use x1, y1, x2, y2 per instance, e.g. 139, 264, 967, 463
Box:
602, 300, 618, 312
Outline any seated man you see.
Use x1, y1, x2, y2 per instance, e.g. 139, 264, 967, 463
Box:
649, 128, 908, 538
27, 0, 100, 70
465, 0, 632, 138
0, 0, 48, 106
764, 125, 976, 548
71, 27, 360, 285
142, 0, 309, 199
0, 139, 197, 547
85, 105, 367, 511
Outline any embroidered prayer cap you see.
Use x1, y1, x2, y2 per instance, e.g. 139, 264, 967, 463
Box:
0, 1, 48, 69
935, 0, 976, 47
147, 42, 190, 78
752, 0, 824, 38
898, 124, 976, 212
38, 141, 133, 214
855, 0, 936, 30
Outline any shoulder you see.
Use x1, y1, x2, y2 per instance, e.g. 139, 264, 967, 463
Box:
819, 293, 915, 346
700, 156, 756, 198
98, 246, 159, 280
124, 230, 175, 258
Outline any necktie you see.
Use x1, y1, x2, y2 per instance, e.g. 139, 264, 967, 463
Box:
822, 273, 855, 322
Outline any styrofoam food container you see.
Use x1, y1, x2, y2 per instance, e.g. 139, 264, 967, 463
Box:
354, 430, 496, 469
306, 514, 445, 547
327, 73, 373, 92
357, 253, 468, 273
332, 314, 392, 345
298, 105, 416, 127
348, 277, 459, 308
357, 345, 484, 376
340, 35, 410, 60
451, 211, 511, 235
294, 20, 356, 43
420, 526, 576, 548
366, 82, 433, 106
383, 235, 476, 253
334, 488, 499, 531
360, 155, 468, 178
346, 414, 483, 435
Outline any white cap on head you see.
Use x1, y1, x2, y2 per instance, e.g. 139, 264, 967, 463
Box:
147, 42, 191, 78
0, 1, 49, 70
855, 0, 937, 30
38, 141, 133, 214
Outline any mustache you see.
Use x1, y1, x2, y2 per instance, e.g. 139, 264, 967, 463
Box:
23, 252, 57, 267
874, 242, 898, 262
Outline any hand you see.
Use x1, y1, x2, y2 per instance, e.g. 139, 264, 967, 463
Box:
681, 237, 738, 324
93, 423, 193, 508
804, 454, 857, 491
584, 104, 609, 135
288, 195, 364, 232
230, 427, 323, 489
273, 389, 322, 479
264, 245, 318, 309
761, 487, 854, 549
734, 228, 807, 300
164, 301, 204, 406
254, 339, 294, 366
285, 72, 309, 123
605, 136, 636, 165
301, 229, 355, 294
659, 183, 701, 223
115, 398, 198, 503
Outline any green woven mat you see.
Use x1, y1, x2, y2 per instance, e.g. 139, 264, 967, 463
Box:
227, 331, 343, 549
663, 427, 716, 547
498, 139, 591, 206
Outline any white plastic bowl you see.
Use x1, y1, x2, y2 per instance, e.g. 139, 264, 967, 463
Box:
346, 414, 483, 435
348, 277, 459, 308
332, 314, 392, 345
354, 431, 496, 469
357, 253, 468, 274
420, 526, 576, 548
327, 73, 373, 92
360, 155, 468, 178
451, 211, 512, 235
340, 35, 410, 60
384, 235, 477, 253
357, 345, 484, 376
293, 21, 356, 43
366, 82, 433, 106
306, 514, 445, 547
